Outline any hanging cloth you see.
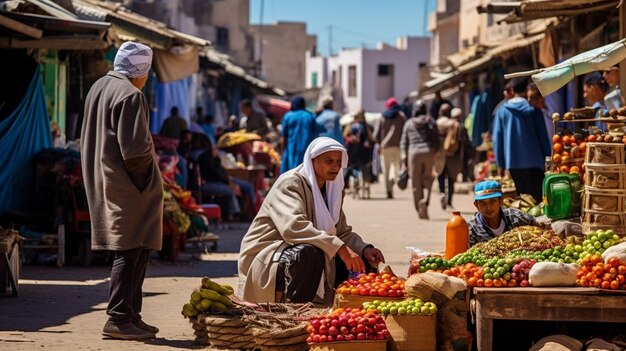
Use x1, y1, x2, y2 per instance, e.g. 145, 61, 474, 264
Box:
0, 65, 53, 214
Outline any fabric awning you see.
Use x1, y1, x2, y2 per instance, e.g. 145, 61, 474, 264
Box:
505, 37, 626, 96
481, 0, 620, 24
418, 31, 546, 96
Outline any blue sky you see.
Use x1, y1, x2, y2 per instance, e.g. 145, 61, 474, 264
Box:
250, 0, 436, 56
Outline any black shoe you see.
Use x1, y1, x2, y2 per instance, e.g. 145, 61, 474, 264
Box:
387, 191, 393, 199
134, 319, 159, 334
102, 321, 155, 340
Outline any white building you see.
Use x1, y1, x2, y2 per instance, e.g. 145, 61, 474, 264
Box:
306, 37, 430, 114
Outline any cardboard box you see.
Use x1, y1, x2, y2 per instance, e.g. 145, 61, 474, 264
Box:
309, 340, 387, 351
384, 314, 436, 351
333, 294, 403, 309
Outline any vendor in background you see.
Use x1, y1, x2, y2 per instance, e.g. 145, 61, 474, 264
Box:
603, 65, 625, 110
527, 83, 554, 139
583, 72, 608, 130
468, 180, 536, 247
241, 99, 270, 138
238, 137, 385, 306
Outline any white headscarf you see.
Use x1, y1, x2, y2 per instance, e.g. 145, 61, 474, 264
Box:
298, 137, 348, 235
114, 41, 153, 78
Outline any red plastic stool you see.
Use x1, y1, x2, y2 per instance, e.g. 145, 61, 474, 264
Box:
200, 204, 222, 224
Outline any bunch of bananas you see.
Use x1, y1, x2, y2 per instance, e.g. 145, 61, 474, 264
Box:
182, 277, 236, 318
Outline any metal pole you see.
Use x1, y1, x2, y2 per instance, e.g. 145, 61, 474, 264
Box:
259, 0, 264, 77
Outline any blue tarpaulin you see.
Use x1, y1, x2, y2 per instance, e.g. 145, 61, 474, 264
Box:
0, 65, 53, 214
150, 76, 192, 134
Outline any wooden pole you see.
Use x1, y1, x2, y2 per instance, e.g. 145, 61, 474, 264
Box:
620, 3, 626, 93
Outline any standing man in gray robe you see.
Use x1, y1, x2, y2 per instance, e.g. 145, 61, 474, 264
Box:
81, 41, 163, 340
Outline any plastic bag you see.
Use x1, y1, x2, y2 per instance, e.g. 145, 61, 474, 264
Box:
406, 247, 443, 276
602, 242, 626, 265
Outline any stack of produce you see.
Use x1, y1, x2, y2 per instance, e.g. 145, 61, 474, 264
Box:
502, 194, 543, 217
306, 308, 389, 343
415, 227, 624, 289
576, 255, 626, 289
550, 132, 586, 175
362, 298, 437, 316
335, 272, 405, 298
182, 278, 319, 350
472, 226, 565, 258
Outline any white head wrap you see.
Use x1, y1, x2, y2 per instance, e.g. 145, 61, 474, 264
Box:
114, 41, 153, 78
298, 137, 348, 235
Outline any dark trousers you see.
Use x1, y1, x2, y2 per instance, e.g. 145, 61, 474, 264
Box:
509, 168, 544, 204
438, 166, 455, 206
275, 244, 372, 303
107, 247, 151, 325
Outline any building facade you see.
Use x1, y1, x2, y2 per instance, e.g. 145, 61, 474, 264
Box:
249, 22, 317, 93
306, 37, 430, 113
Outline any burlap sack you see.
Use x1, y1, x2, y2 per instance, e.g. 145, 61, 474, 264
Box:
528, 262, 580, 287
405, 272, 467, 306
591, 172, 619, 188
592, 147, 617, 164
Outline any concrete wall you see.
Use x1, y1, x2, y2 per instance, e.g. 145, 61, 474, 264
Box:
306, 52, 326, 89
132, 0, 254, 69
249, 22, 316, 93
458, 0, 482, 49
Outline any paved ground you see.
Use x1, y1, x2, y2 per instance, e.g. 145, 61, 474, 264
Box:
0, 180, 476, 350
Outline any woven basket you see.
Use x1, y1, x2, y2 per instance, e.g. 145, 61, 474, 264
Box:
585, 142, 625, 165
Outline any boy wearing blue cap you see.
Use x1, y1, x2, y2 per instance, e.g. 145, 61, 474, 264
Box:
468, 180, 536, 246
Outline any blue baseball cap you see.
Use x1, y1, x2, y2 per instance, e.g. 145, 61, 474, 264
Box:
474, 180, 503, 201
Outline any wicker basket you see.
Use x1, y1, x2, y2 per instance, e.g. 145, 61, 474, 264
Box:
584, 142, 625, 165
584, 164, 626, 190
582, 187, 626, 235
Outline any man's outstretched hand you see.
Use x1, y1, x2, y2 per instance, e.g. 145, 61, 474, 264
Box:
337, 245, 366, 273
363, 247, 385, 266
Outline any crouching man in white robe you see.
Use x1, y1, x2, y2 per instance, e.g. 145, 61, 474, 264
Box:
237, 137, 385, 306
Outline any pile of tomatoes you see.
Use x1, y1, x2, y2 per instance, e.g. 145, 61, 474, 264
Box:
576, 255, 626, 290
335, 272, 405, 297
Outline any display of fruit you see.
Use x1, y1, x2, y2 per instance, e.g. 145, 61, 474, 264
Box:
510, 258, 537, 287
444, 263, 485, 287
181, 277, 236, 318
306, 308, 389, 343
336, 272, 405, 298
363, 298, 437, 316
550, 130, 587, 175
575, 230, 621, 260
417, 256, 449, 273
576, 255, 626, 289
472, 226, 565, 258
448, 249, 489, 267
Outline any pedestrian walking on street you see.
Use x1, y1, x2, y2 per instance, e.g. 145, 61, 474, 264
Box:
81, 41, 163, 340
375, 97, 406, 199
436, 105, 465, 209
343, 109, 376, 193
429, 90, 452, 119
492, 78, 550, 203
400, 100, 439, 219
238, 137, 385, 306
280, 96, 324, 173
316, 96, 344, 144
160, 106, 188, 139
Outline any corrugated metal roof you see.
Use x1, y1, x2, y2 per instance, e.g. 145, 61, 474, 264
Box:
73, 0, 209, 49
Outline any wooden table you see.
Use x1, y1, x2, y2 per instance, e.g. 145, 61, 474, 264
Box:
473, 287, 626, 351
0, 232, 20, 296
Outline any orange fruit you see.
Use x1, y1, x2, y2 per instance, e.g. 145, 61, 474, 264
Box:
552, 154, 562, 164
561, 155, 570, 165
553, 143, 563, 153
569, 166, 580, 174
552, 135, 561, 144
588, 135, 597, 142
562, 135, 571, 146
560, 165, 570, 173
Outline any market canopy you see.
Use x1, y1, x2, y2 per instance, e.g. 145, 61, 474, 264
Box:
504, 37, 626, 96
477, 0, 620, 24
